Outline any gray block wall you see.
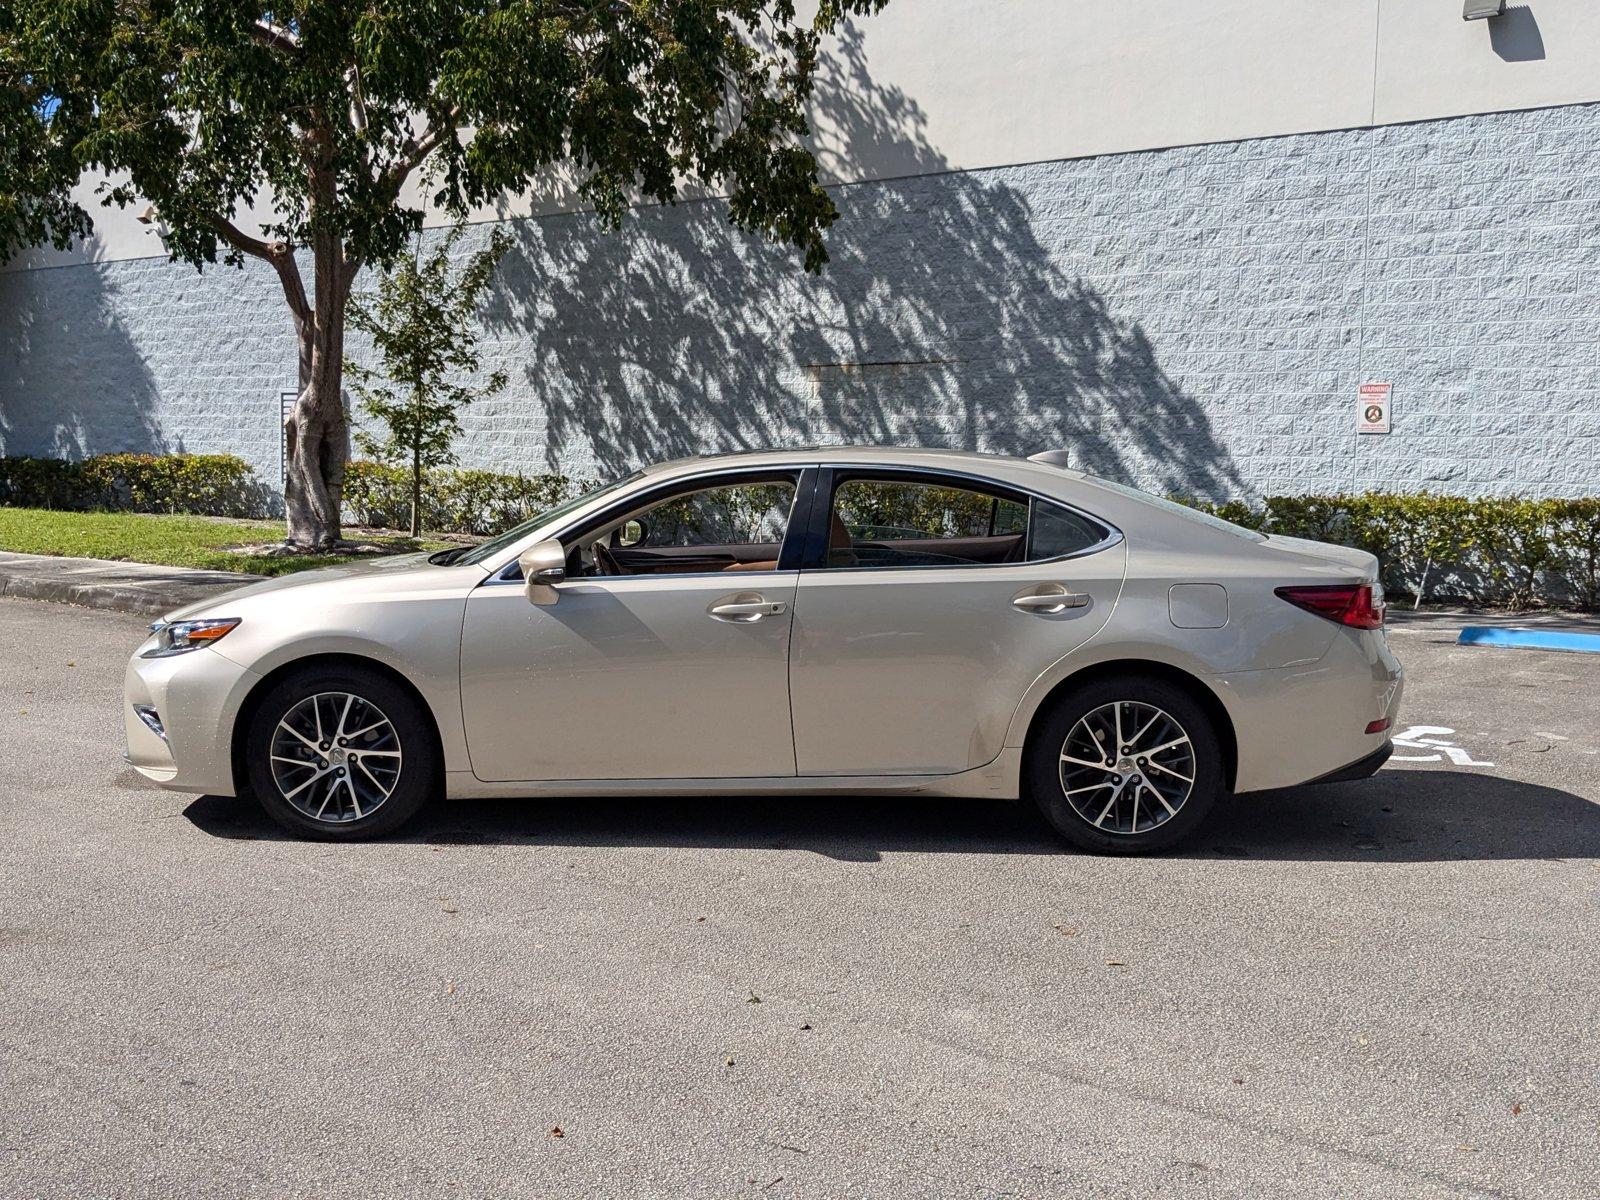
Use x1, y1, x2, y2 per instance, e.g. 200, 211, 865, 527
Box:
3, 102, 1598, 500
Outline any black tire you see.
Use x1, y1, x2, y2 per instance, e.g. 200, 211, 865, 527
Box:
244, 666, 438, 841
1026, 675, 1223, 854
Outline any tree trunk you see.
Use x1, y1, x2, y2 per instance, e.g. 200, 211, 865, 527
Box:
283, 234, 356, 549
410, 438, 422, 539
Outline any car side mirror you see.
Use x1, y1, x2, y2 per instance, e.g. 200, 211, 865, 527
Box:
518, 539, 567, 605
617, 518, 645, 548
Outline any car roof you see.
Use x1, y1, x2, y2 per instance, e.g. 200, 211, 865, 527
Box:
643, 444, 1087, 484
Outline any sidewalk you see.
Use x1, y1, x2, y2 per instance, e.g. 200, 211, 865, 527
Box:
0, 551, 261, 619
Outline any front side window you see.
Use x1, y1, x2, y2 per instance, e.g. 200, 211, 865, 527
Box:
627, 482, 795, 549
580, 477, 798, 576
825, 476, 1108, 569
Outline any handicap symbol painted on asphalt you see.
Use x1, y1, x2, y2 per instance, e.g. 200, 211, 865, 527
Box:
1390, 725, 1495, 768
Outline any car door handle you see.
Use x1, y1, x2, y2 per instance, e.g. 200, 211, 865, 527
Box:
1013, 588, 1089, 613
708, 598, 787, 621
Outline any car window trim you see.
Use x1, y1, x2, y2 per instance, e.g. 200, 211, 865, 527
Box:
799, 464, 1123, 574
481, 465, 818, 586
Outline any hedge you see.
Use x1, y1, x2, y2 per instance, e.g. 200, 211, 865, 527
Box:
3, 454, 1596, 609
341, 460, 585, 536
1184, 493, 1600, 611
0, 453, 271, 518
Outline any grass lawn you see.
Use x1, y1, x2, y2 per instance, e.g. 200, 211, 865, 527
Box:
0, 507, 454, 576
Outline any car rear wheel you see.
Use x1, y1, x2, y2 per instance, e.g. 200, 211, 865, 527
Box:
244, 667, 436, 840
1027, 676, 1222, 854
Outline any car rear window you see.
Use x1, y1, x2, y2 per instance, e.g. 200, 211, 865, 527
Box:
1084, 477, 1266, 542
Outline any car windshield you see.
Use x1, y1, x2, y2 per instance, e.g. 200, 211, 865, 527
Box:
1084, 476, 1266, 542
451, 472, 644, 566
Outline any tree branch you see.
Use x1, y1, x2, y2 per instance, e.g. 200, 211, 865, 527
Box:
349, 63, 369, 134
207, 214, 312, 329
384, 108, 463, 195
207, 213, 279, 261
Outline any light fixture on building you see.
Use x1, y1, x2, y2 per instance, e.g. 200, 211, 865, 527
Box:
1462, 0, 1505, 19
135, 202, 172, 245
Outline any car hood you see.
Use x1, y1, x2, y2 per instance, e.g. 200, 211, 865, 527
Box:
160, 552, 475, 622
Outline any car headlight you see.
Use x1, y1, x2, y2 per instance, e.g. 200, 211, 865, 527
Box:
142, 617, 241, 657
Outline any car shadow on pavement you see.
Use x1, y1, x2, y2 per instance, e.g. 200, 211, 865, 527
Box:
181, 768, 1598, 863
1191, 768, 1600, 863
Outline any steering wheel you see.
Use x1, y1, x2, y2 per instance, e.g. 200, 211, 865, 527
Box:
593, 542, 627, 576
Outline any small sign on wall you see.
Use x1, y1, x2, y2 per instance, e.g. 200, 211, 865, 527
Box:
1357, 382, 1392, 435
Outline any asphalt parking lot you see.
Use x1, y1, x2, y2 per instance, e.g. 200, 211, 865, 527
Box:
1, 595, 1597, 1199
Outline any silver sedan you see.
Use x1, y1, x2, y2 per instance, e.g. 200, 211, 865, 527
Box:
124, 447, 1404, 852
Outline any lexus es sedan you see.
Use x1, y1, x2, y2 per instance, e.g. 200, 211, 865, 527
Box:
125, 447, 1403, 853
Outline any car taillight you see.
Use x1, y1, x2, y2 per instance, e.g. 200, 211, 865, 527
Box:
1274, 583, 1385, 630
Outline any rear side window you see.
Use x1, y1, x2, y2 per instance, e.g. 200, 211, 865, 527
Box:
824, 476, 1110, 569
1029, 500, 1106, 559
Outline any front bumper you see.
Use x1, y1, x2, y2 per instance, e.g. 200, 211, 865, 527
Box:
123, 640, 260, 795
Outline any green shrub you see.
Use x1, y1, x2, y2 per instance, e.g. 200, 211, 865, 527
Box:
1174, 491, 1600, 611
1462, 498, 1554, 610
342, 459, 583, 536
0, 453, 270, 517
1550, 498, 1600, 611
0, 456, 84, 510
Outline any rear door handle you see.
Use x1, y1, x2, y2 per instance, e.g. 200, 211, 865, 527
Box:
709, 597, 787, 621
1013, 588, 1089, 614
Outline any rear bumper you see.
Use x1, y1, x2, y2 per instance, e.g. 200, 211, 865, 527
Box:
1306, 740, 1393, 785
1218, 626, 1404, 793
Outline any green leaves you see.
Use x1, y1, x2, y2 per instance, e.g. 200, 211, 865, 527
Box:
1179, 492, 1600, 610
346, 223, 510, 531
0, 0, 97, 258
4, 1, 889, 542
5, 1, 890, 273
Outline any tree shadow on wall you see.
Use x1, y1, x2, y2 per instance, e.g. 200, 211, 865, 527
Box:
0, 261, 165, 459
478, 22, 1243, 499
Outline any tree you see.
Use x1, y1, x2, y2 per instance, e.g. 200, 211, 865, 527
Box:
1, 1, 887, 548
347, 225, 509, 537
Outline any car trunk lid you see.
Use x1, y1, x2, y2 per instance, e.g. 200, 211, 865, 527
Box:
1261, 534, 1380, 581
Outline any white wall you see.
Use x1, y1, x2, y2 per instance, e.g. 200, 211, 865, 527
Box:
11, 0, 1600, 271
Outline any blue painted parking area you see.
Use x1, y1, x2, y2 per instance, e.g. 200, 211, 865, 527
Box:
1458, 626, 1600, 654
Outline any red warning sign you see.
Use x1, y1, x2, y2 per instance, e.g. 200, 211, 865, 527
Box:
1358, 382, 1392, 434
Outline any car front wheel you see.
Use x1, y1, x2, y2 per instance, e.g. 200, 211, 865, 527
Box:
1027, 676, 1223, 854
244, 667, 436, 840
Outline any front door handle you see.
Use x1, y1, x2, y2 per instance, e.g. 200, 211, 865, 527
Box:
709, 597, 787, 622
1013, 587, 1089, 614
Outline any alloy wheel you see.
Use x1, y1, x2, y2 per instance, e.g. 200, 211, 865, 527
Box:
1057, 700, 1196, 835
268, 692, 403, 823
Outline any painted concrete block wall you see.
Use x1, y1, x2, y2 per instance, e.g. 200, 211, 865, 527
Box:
2, 102, 1598, 501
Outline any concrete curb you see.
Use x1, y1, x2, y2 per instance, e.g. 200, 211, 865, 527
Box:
0, 551, 262, 619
